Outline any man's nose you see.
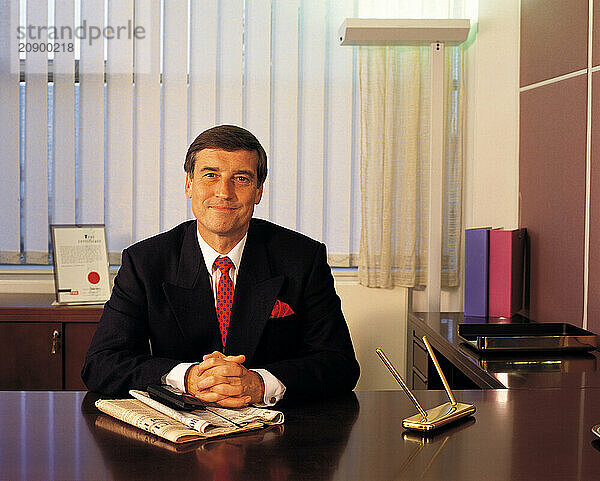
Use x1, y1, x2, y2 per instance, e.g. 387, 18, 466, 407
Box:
215, 178, 234, 198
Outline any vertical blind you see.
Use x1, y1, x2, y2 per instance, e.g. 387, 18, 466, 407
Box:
0, 0, 22, 264
0, 0, 361, 266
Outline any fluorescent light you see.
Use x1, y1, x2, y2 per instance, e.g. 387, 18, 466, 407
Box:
338, 18, 470, 46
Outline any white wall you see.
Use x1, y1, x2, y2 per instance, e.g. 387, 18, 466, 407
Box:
336, 282, 408, 390
465, 0, 520, 230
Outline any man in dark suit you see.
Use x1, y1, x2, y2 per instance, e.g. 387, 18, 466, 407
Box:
82, 125, 359, 406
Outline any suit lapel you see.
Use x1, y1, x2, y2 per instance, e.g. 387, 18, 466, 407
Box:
162, 221, 221, 352
162, 220, 286, 359
226, 222, 284, 360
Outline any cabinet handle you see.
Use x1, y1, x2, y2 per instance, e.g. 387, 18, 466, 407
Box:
51, 330, 61, 355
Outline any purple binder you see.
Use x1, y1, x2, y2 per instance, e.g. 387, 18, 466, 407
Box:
464, 228, 490, 318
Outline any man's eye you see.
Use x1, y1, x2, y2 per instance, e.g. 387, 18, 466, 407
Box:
203, 172, 216, 178
236, 176, 249, 182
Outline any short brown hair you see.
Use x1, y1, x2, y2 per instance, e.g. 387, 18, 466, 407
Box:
184, 125, 268, 186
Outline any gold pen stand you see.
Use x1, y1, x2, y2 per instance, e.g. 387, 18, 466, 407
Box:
402, 401, 476, 431
376, 336, 476, 432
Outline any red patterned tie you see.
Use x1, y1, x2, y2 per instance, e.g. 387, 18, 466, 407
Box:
213, 256, 234, 350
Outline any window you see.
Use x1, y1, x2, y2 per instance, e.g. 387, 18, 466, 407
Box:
1, 0, 361, 267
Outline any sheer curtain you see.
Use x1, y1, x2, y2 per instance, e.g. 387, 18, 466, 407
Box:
358, 46, 430, 288
357, 1, 470, 288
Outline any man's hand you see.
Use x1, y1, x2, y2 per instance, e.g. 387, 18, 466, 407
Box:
185, 351, 265, 408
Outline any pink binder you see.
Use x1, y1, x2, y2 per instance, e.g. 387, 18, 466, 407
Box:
488, 229, 526, 318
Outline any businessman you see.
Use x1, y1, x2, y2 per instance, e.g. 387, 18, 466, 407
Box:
82, 125, 359, 407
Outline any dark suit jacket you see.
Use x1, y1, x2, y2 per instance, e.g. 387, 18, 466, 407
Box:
82, 219, 360, 400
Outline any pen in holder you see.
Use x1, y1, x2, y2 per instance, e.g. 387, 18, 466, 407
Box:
376, 336, 476, 431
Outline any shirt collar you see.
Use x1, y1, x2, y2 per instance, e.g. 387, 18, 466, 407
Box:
196, 228, 247, 274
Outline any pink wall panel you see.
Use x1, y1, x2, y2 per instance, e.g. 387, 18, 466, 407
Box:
588, 73, 600, 332
594, 1, 600, 67
519, 75, 587, 324
520, 0, 588, 87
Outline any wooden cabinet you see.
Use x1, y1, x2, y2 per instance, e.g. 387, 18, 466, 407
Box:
0, 322, 63, 389
0, 294, 102, 390
407, 314, 482, 390
64, 323, 99, 389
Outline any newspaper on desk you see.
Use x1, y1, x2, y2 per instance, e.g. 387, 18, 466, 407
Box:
130, 389, 283, 431
94, 412, 202, 452
94, 390, 284, 444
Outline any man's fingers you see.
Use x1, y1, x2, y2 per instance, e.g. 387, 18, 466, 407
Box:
188, 387, 251, 406
186, 363, 245, 395
186, 359, 231, 392
194, 361, 245, 380
204, 382, 244, 397
191, 355, 246, 379
196, 374, 242, 390
191, 357, 229, 377
202, 351, 225, 361
216, 396, 252, 408
185, 353, 261, 405
224, 354, 245, 363
191, 390, 231, 403
202, 352, 245, 364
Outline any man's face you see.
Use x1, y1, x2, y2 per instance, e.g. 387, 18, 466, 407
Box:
185, 148, 263, 249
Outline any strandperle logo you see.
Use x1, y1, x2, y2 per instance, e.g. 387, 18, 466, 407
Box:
17, 19, 146, 46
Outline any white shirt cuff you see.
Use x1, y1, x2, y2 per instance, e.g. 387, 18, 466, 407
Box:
251, 369, 286, 406
164, 362, 197, 392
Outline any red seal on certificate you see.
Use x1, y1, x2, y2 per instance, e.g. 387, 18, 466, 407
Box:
87, 271, 101, 284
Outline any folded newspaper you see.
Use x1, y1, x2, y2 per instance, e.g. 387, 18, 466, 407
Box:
95, 390, 284, 444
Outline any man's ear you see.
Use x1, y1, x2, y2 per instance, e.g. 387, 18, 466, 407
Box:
185, 173, 193, 199
255, 184, 263, 205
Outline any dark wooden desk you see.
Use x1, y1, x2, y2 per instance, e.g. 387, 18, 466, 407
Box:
408, 312, 600, 390
1, 389, 600, 480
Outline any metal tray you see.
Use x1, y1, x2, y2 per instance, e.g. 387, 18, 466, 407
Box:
458, 323, 597, 352
458, 343, 598, 372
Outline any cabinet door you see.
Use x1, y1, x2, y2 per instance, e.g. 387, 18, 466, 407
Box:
0, 323, 63, 389
64, 323, 97, 390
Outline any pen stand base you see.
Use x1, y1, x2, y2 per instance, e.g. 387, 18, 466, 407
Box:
402, 402, 476, 432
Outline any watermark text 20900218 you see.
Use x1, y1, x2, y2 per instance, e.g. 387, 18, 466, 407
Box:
17, 19, 145, 47
19, 42, 74, 54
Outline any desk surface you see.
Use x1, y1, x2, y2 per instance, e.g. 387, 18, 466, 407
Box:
410, 312, 600, 389
1, 389, 600, 480
0, 293, 103, 322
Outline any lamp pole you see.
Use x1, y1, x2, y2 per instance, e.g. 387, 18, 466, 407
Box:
339, 19, 470, 312
427, 40, 445, 312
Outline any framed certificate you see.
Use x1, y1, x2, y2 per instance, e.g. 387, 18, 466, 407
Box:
50, 224, 111, 305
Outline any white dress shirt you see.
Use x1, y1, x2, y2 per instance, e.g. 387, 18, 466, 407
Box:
164, 230, 286, 406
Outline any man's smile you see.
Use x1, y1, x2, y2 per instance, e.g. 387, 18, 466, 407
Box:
209, 205, 238, 211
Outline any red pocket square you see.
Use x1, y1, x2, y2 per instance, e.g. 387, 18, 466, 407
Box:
270, 299, 294, 318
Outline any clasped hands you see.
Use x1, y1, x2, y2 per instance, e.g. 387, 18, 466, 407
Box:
184, 351, 265, 408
